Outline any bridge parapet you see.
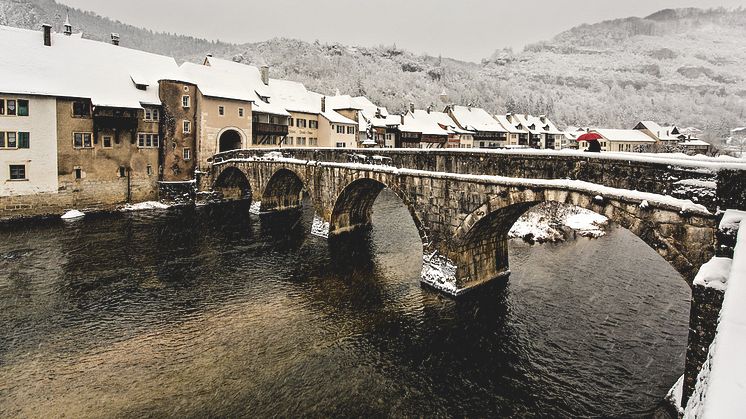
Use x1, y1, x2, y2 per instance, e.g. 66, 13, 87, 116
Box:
210, 148, 746, 212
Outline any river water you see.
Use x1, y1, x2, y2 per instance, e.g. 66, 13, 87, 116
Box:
0, 190, 690, 417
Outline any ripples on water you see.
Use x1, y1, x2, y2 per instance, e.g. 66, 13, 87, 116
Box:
0, 190, 690, 417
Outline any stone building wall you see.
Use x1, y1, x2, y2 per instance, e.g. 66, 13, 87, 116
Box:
159, 80, 197, 182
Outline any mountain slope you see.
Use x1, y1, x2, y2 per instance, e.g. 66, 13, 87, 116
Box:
1, 0, 744, 139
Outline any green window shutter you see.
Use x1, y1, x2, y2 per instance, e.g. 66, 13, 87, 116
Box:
18, 132, 30, 148
17, 100, 29, 116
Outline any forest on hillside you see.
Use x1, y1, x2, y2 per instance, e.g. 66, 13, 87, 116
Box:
1, 1, 744, 140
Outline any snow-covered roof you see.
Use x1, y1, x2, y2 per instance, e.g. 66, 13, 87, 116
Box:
203, 56, 270, 98
267, 78, 320, 114
495, 114, 528, 134
399, 110, 449, 136
449, 106, 506, 133
593, 129, 657, 143
513, 114, 564, 135
170, 62, 257, 103
680, 139, 711, 147
321, 109, 356, 125
635, 121, 680, 141
0, 25, 178, 108
424, 111, 473, 134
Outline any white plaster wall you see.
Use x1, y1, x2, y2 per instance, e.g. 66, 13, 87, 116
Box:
0, 95, 58, 196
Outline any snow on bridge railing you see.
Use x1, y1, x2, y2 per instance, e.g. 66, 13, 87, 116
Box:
209, 147, 746, 171
685, 213, 746, 418
212, 152, 712, 216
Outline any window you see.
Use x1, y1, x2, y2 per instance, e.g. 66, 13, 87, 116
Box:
17, 132, 29, 148
137, 133, 159, 148
17, 100, 29, 116
298, 137, 306, 146
183, 148, 191, 161
0, 132, 4, 148
144, 108, 159, 121
310, 138, 318, 146
72, 101, 90, 117
336, 125, 345, 134
347, 126, 355, 134
118, 166, 126, 177
102, 136, 113, 148
147, 165, 153, 176
7, 100, 17, 116
218, 106, 225, 116
286, 137, 293, 145
7, 132, 17, 148
183, 86, 190, 92
336, 142, 345, 148
75, 168, 82, 179
73, 133, 93, 148
0, 99, 4, 115
309, 120, 318, 129
182, 95, 190, 108
183, 120, 191, 134
9, 164, 26, 180
288, 118, 294, 127
297, 119, 307, 128
239, 108, 244, 117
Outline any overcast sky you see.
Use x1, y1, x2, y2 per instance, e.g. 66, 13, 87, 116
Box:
58, 0, 746, 62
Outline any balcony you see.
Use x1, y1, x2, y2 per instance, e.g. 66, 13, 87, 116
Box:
253, 122, 289, 136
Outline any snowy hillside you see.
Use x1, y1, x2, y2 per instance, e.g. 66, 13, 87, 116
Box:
1, 1, 745, 139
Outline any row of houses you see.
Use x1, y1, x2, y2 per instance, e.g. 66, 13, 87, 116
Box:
0, 22, 714, 215
0, 23, 571, 206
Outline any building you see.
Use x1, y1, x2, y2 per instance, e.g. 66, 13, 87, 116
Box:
495, 114, 529, 148
395, 109, 449, 148
447, 105, 508, 148
326, 95, 393, 147
511, 114, 564, 149
0, 24, 178, 210
419, 108, 474, 148
633, 121, 681, 145
580, 129, 657, 152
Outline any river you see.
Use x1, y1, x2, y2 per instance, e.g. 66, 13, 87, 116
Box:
0, 190, 690, 417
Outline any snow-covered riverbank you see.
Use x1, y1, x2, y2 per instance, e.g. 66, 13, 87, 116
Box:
509, 203, 609, 243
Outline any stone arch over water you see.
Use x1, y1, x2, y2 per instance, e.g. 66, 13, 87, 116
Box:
451, 187, 716, 288
260, 168, 308, 213
213, 166, 252, 201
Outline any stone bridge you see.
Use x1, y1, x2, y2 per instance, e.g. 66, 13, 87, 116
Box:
199, 148, 746, 295
197, 148, 746, 406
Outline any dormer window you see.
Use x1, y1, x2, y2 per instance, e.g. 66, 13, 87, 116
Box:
135, 84, 147, 91
144, 108, 159, 122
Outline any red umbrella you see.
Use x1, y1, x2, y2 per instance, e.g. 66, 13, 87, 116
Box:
576, 132, 603, 142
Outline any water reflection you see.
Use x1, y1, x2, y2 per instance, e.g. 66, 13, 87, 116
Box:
0, 190, 689, 417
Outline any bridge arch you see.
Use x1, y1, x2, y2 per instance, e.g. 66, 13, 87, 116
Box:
212, 166, 252, 201
260, 168, 309, 213
451, 187, 715, 289
329, 177, 428, 244
217, 128, 244, 153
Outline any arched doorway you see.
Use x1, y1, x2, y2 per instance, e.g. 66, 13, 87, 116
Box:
219, 129, 243, 153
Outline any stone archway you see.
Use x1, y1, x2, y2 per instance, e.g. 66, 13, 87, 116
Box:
260, 168, 308, 213
218, 129, 243, 153
213, 166, 251, 201
329, 177, 428, 244
450, 188, 716, 292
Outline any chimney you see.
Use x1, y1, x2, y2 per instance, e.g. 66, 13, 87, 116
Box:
439, 90, 449, 104
207, 53, 213, 58
427, 105, 432, 114
409, 102, 415, 113
63, 13, 72, 36
506, 112, 513, 123
260, 65, 269, 86
111, 33, 120, 46
42, 24, 52, 46
321, 96, 326, 113
539, 114, 547, 123
400, 114, 405, 125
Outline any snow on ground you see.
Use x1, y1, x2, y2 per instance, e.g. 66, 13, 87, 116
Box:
311, 214, 329, 238
61, 210, 85, 220
509, 203, 609, 243
249, 201, 262, 215
719, 209, 746, 234
692, 257, 732, 291
666, 375, 685, 416
122, 201, 170, 211
685, 226, 746, 418
421, 251, 459, 295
